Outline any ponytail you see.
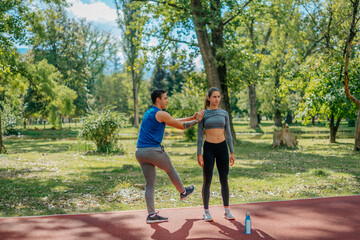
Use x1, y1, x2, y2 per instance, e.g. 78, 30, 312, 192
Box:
204, 94, 210, 110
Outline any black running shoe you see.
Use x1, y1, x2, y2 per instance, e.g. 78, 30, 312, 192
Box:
180, 185, 195, 201
146, 212, 168, 224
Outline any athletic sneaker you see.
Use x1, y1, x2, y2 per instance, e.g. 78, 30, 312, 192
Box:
224, 210, 235, 220
146, 212, 168, 223
202, 212, 213, 222
180, 185, 195, 201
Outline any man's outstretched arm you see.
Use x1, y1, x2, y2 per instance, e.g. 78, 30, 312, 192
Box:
176, 110, 204, 122
156, 111, 203, 130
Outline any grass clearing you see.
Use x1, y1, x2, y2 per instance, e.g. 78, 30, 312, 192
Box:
1, 121, 359, 217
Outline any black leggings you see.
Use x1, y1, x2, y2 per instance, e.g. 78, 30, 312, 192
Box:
202, 140, 229, 209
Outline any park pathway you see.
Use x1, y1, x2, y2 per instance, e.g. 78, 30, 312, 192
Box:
1, 195, 359, 240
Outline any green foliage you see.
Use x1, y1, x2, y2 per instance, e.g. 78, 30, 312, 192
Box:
0, 0, 28, 76
47, 84, 77, 129
30, 5, 116, 116
183, 127, 196, 141
79, 108, 126, 153
22, 59, 61, 118
94, 72, 151, 118
150, 46, 196, 95
296, 55, 358, 124
166, 72, 206, 118
19, 59, 76, 129
48, 104, 60, 129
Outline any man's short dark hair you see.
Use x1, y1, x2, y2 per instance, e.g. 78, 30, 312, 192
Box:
151, 89, 167, 104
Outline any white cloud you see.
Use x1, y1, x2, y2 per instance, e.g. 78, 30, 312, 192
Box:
67, 0, 117, 23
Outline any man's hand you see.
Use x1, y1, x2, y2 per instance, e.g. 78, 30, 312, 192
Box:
195, 110, 204, 122
230, 153, 235, 166
197, 154, 204, 167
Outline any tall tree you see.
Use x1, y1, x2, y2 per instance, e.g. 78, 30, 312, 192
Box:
79, 19, 114, 96
0, 0, 65, 152
115, 0, 147, 128
134, 0, 256, 141
343, 0, 360, 151
226, 4, 272, 128
0, 0, 28, 152
30, 4, 115, 116
297, 55, 357, 143
259, 0, 308, 127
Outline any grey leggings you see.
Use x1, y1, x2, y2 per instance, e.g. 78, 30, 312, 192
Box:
135, 146, 185, 215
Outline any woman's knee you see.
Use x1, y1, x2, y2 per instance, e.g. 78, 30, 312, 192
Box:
219, 175, 228, 185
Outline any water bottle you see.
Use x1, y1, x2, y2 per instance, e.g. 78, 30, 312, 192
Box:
245, 212, 251, 234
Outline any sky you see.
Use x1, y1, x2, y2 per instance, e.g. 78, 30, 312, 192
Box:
67, 0, 117, 25
66, 0, 121, 42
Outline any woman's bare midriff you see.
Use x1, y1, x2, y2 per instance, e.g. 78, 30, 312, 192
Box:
205, 128, 225, 143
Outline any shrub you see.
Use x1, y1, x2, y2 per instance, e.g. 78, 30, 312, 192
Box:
184, 127, 196, 141
1, 105, 19, 135
79, 108, 126, 153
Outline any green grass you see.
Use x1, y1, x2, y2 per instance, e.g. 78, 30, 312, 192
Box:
0, 121, 359, 217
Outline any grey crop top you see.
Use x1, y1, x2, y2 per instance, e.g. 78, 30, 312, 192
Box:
197, 109, 234, 155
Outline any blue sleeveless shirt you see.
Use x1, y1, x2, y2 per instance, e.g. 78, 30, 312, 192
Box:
137, 106, 166, 148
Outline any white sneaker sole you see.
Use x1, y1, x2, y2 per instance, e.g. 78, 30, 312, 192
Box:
202, 217, 214, 222
146, 219, 168, 224
224, 215, 235, 220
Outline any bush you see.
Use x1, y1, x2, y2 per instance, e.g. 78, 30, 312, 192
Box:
184, 127, 196, 141
348, 119, 356, 127
1, 105, 19, 135
79, 108, 126, 153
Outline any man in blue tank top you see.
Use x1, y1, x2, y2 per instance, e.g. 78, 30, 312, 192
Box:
136, 89, 204, 223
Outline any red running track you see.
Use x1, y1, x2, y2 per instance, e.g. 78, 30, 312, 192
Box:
1, 195, 359, 240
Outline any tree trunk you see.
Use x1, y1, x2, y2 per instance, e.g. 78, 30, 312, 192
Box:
190, 0, 221, 90
257, 114, 261, 124
132, 69, 139, 128
248, 84, 258, 128
0, 111, 5, 153
272, 124, 298, 148
247, 22, 271, 130
191, 0, 236, 142
311, 116, 315, 126
274, 65, 282, 127
329, 114, 341, 143
342, 0, 360, 151
355, 110, 360, 151
274, 110, 282, 127
285, 112, 293, 124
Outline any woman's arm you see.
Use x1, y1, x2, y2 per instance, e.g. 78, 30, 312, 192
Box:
197, 117, 204, 167
197, 119, 204, 155
225, 112, 234, 154
225, 112, 235, 166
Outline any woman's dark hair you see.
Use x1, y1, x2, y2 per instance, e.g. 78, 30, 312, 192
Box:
204, 87, 221, 109
151, 89, 167, 104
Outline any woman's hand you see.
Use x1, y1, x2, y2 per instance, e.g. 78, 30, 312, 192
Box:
230, 153, 235, 166
197, 154, 204, 167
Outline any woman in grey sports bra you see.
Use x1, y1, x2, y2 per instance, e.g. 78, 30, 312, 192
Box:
197, 87, 236, 222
